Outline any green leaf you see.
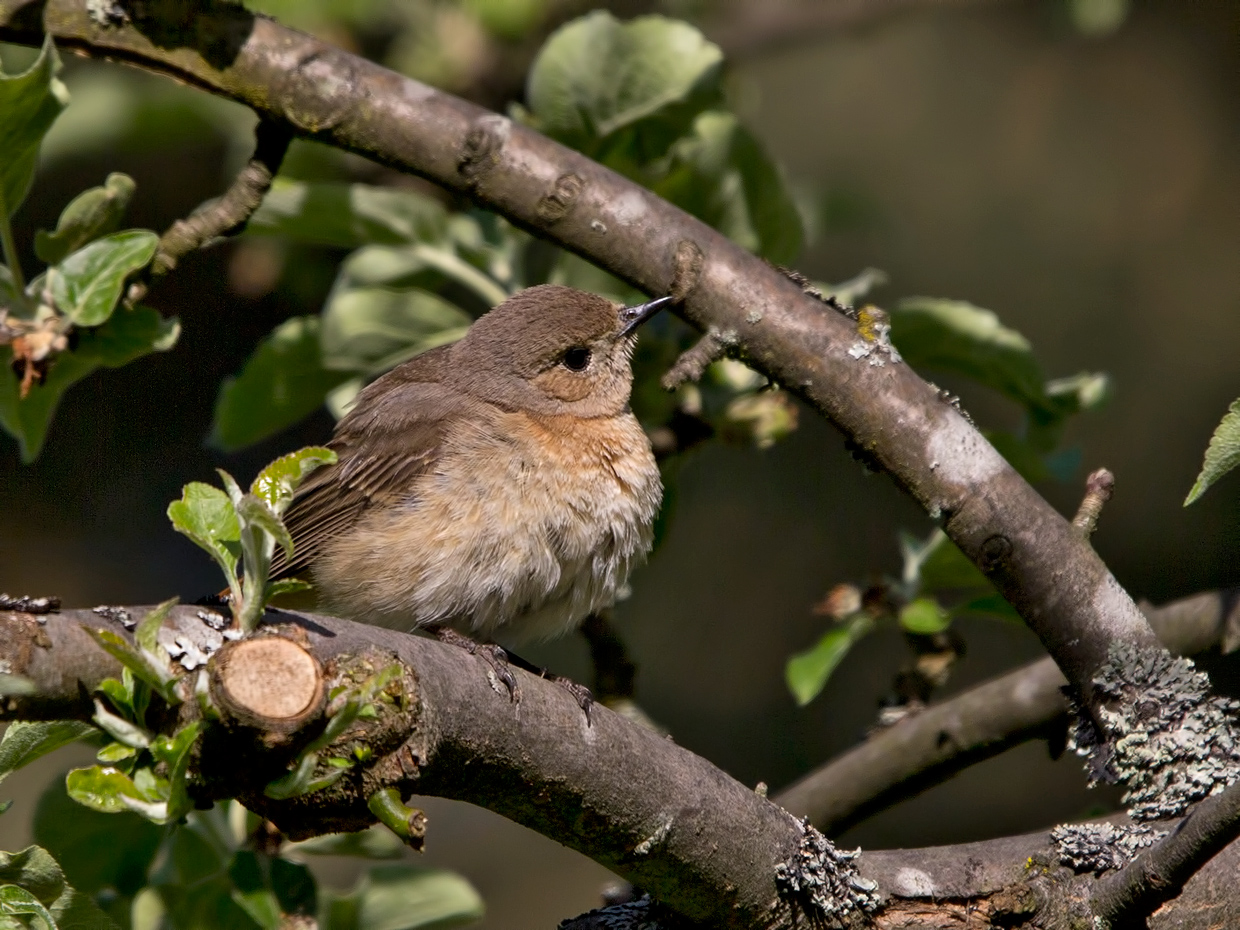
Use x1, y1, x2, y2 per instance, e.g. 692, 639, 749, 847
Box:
1185, 398, 1240, 506
286, 827, 405, 861
33, 778, 162, 897
902, 529, 990, 593
91, 699, 150, 750
954, 592, 1022, 624
248, 180, 448, 248
657, 111, 802, 263
320, 866, 483, 930
891, 298, 1046, 410
134, 598, 177, 656
64, 766, 148, 815
236, 494, 293, 561
898, 597, 952, 635
320, 285, 471, 374
785, 616, 872, 707
35, 173, 136, 265
0, 882, 58, 930
250, 446, 337, 516
209, 316, 352, 452
167, 481, 241, 586
0, 845, 117, 930
0, 722, 95, 787
266, 578, 311, 599
80, 628, 178, 705
527, 12, 722, 144
50, 230, 158, 326
150, 723, 200, 822
0, 37, 69, 218
0, 305, 179, 461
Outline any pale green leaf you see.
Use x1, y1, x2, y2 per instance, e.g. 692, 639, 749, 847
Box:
250, 446, 337, 516
35, 173, 136, 265
321, 285, 471, 374
785, 616, 872, 707
1186, 398, 1240, 506
64, 766, 148, 815
0, 37, 68, 218
0, 722, 95, 786
321, 865, 483, 930
898, 597, 952, 635
210, 316, 352, 451
0, 883, 58, 930
527, 12, 722, 142
50, 230, 158, 326
891, 298, 1045, 410
167, 482, 241, 586
248, 179, 448, 248
79, 628, 178, 704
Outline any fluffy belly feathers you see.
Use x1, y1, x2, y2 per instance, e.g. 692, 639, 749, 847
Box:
314, 409, 661, 641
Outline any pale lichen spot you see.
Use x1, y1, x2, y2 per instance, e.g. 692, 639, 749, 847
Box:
924, 411, 1006, 488
893, 867, 937, 897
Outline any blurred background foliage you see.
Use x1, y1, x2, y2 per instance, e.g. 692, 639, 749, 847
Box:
2, 0, 1240, 927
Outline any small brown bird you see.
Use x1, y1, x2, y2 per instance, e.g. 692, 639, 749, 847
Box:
275, 284, 669, 647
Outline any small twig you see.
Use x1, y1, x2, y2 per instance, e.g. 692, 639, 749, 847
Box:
661, 329, 732, 391
1092, 778, 1240, 927
148, 117, 292, 280
1073, 468, 1115, 538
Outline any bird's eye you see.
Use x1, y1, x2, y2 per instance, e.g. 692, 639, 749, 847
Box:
562, 346, 592, 371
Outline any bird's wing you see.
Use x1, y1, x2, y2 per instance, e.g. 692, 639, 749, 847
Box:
273, 349, 463, 580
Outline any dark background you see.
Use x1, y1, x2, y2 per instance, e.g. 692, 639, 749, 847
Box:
2, 1, 1238, 925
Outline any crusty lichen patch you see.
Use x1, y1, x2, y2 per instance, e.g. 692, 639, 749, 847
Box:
1067, 641, 1240, 821
1051, 822, 1166, 875
774, 819, 880, 925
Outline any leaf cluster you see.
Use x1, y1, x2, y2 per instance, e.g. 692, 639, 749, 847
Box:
0, 41, 179, 462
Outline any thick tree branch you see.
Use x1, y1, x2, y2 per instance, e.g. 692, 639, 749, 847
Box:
0, 606, 834, 929
777, 590, 1240, 833
5, 605, 1240, 929
0, 0, 1165, 728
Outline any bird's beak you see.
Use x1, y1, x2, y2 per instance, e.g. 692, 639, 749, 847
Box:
618, 295, 675, 337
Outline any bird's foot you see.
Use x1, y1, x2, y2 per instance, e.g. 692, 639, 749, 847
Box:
549, 675, 594, 723
434, 627, 521, 703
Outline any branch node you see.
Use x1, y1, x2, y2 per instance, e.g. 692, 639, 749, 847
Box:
670, 239, 703, 301
537, 173, 583, 224
1073, 467, 1116, 538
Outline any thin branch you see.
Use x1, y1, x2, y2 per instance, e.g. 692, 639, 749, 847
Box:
1073, 467, 1115, 538
150, 117, 292, 278
776, 590, 1240, 833
0, 0, 1166, 727
1092, 779, 1240, 927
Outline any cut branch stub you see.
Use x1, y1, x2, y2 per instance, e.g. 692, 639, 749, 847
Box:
210, 634, 325, 742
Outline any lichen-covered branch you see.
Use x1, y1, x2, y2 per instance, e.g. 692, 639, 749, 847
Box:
776, 590, 1240, 833
7, 604, 1240, 928
0, 0, 1166, 727
1092, 778, 1240, 926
